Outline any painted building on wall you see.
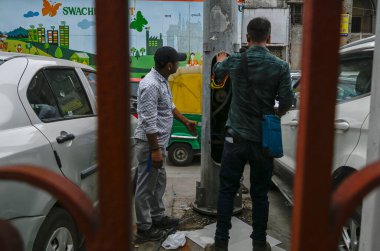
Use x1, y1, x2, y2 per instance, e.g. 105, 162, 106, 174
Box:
0, 0, 203, 73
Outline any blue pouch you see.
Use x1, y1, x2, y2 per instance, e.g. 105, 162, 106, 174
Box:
262, 115, 283, 158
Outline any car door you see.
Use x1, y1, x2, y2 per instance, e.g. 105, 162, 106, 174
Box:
332, 52, 372, 171
276, 52, 372, 175
22, 67, 97, 201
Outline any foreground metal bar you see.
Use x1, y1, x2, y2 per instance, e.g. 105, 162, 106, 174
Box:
0, 219, 23, 251
0, 166, 98, 250
330, 161, 380, 250
95, 0, 131, 249
290, 0, 342, 250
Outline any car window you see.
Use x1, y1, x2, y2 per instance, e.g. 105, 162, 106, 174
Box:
337, 57, 372, 102
27, 71, 62, 122
0, 59, 4, 66
83, 70, 97, 98
291, 55, 372, 107
131, 81, 139, 98
44, 68, 93, 118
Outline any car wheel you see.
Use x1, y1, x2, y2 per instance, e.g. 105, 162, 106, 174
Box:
333, 166, 360, 251
339, 216, 360, 251
33, 207, 83, 251
168, 143, 193, 166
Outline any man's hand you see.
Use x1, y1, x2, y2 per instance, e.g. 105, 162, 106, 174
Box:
216, 51, 228, 63
274, 108, 286, 117
151, 149, 164, 169
185, 120, 197, 136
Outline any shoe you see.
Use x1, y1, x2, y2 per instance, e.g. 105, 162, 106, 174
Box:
209, 239, 228, 251
136, 227, 166, 241
252, 240, 271, 251
153, 216, 180, 230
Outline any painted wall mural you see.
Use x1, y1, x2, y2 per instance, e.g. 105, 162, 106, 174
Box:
0, 0, 203, 75
128, 0, 203, 77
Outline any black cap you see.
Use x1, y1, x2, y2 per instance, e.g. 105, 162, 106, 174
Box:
154, 46, 187, 66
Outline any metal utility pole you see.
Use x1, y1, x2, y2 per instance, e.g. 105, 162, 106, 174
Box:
359, 3, 380, 250
194, 0, 241, 215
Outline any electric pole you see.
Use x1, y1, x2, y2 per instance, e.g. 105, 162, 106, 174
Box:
194, 0, 242, 215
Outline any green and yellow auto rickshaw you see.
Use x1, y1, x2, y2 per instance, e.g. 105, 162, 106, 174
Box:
167, 66, 202, 166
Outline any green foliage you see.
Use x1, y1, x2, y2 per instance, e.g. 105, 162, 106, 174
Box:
55, 47, 63, 58
130, 11, 148, 32
130, 47, 137, 56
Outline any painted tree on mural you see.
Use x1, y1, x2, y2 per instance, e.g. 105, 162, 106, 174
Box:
130, 11, 148, 32
130, 47, 137, 56
44, 42, 50, 54
140, 47, 145, 56
55, 47, 63, 58
135, 50, 140, 60
26, 43, 32, 54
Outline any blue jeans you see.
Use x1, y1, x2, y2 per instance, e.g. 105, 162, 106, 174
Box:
215, 133, 273, 242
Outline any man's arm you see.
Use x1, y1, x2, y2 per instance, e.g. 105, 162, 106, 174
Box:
276, 64, 294, 116
213, 51, 230, 83
172, 107, 197, 136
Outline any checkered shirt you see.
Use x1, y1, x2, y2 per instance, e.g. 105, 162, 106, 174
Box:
133, 68, 175, 147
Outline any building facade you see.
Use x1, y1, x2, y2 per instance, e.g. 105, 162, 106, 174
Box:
243, 0, 377, 70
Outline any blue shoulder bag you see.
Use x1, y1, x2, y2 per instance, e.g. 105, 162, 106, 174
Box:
241, 52, 283, 158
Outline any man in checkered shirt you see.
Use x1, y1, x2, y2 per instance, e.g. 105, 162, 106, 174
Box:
134, 46, 197, 241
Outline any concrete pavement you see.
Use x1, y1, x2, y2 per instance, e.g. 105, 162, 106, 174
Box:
133, 156, 292, 250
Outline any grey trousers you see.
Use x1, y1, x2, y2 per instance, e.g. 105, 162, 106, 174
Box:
134, 139, 167, 230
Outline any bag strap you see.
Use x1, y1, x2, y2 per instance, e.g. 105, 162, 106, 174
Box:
241, 51, 263, 117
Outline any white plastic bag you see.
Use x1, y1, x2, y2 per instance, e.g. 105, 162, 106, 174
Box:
161, 231, 187, 249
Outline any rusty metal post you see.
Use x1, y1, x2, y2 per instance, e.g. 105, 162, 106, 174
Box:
290, 0, 342, 250
95, 0, 131, 250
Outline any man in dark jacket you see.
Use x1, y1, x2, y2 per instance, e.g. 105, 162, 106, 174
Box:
212, 17, 294, 251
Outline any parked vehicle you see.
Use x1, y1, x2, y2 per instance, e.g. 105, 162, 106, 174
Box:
168, 66, 202, 166
272, 36, 375, 251
0, 52, 138, 251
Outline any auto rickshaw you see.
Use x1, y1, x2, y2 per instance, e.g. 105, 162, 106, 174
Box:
167, 66, 202, 166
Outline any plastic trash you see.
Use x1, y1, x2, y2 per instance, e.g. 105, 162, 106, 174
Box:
161, 231, 187, 249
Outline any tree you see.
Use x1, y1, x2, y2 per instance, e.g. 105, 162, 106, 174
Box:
26, 43, 32, 54
44, 43, 50, 54
29, 25, 35, 29
130, 47, 137, 56
140, 47, 146, 56
61, 21, 66, 26
55, 47, 63, 58
135, 50, 140, 60
51, 26, 55, 31
38, 24, 43, 28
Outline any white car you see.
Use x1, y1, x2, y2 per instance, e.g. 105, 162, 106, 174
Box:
273, 36, 375, 251
0, 52, 138, 250
0, 52, 94, 251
